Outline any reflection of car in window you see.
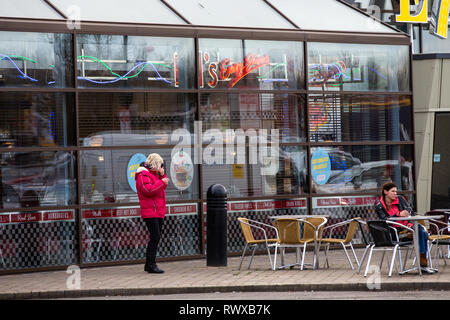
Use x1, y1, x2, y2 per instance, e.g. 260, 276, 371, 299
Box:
312, 148, 403, 193
1, 151, 75, 208
1, 183, 20, 209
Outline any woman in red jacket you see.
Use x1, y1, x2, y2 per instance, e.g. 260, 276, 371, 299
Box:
374, 182, 430, 267
135, 153, 169, 273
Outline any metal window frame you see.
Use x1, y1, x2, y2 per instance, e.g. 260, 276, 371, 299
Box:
0, 16, 414, 274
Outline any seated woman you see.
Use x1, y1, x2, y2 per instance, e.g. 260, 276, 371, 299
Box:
374, 182, 430, 268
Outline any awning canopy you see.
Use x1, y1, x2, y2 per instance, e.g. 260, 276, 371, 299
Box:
0, 0, 398, 34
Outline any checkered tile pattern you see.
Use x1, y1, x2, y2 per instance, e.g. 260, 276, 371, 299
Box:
313, 206, 379, 244
0, 221, 77, 270
224, 207, 308, 253
0, 203, 379, 271
82, 214, 200, 264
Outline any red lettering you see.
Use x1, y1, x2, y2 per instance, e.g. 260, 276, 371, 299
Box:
208, 63, 218, 88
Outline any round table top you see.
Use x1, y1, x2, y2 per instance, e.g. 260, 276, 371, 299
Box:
387, 215, 443, 221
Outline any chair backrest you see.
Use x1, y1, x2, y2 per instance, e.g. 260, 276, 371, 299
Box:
237, 218, 255, 243
302, 217, 326, 241
367, 220, 395, 247
274, 218, 301, 244
343, 219, 360, 243
426, 210, 450, 235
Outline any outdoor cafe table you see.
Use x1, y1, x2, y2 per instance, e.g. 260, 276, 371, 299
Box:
387, 215, 443, 275
269, 215, 329, 270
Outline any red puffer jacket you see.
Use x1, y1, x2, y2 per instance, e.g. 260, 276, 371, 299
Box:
135, 166, 168, 219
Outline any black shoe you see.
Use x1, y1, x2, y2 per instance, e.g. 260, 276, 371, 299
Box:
146, 264, 164, 274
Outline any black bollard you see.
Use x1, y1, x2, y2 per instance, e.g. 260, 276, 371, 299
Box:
206, 184, 227, 266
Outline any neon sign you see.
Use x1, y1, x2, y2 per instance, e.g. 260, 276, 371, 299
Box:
77, 48, 179, 86
199, 51, 288, 88
396, 0, 450, 39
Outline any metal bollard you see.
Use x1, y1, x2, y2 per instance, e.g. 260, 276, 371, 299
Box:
206, 184, 227, 266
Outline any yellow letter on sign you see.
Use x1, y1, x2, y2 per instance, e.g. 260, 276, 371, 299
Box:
396, 0, 428, 23
433, 0, 450, 38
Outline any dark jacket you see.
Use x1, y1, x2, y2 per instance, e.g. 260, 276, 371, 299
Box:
374, 195, 414, 221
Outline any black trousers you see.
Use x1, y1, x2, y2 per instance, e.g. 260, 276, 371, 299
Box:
143, 218, 164, 266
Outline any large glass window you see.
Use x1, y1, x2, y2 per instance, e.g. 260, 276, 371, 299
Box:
79, 93, 196, 147
308, 94, 413, 142
0, 31, 73, 88
202, 146, 308, 198
308, 43, 410, 92
198, 39, 304, 90
200, 93, 306, 143
80, 148, 199, 205
81, 204, 200, 264
310, 145, 414, 194
0, 209, 77, 270
76, 35, 195, 89
0, 92, 75, 148
0, 151, 77, 209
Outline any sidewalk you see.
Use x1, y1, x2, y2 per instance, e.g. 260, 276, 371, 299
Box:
1, 248, 449, 299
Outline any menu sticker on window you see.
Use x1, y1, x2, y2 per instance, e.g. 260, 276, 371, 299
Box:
311, 148, 331, 185
170, 151, 194, 191
127, 153, 147, 193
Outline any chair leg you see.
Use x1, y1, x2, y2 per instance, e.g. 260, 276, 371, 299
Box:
239, 243, 249, 270
248, 245, 257, 269
364, 245, 375, 277
389, 246, 398, 277
273, 245, 278, 270
349, 242, 360, 268
341, 243, 354, 270
300, 244, 307, 270
324, 243, 330, 269
265, 244, 273, 271
397, 248, 404, 273
357, 244, 370, 274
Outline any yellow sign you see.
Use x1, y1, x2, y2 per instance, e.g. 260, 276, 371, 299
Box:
233, 164, 244, 179
396, 0, 428, 23
396, 0, 449, 39
433, 0, 450, 39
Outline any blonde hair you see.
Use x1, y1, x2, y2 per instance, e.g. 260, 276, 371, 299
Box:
145, 153, 164, 170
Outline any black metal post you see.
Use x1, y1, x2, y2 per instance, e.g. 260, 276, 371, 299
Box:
206, 184, 227, 266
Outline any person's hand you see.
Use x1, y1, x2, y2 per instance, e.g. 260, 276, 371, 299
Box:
162, 177, 169, 185
399, 210, 410, 217
158, 167, 165, 176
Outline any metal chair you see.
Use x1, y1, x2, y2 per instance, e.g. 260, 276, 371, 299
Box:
320, 217, 365, 270
427, 215, 450, 270
273, 217, 327, 270
237, 217, 279, 271
362, 220, 414, 277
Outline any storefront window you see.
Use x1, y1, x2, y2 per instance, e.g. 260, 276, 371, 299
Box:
310, 145, 414, 194
200, 93, 306, 143
308, 43, 410, 92
0, 209, 77, 270
224, 198, 308, 253
78, 93, 196, 146
76, 35, 195, 89
0, 31, 73, 88
202, 146, 308, 198
309, 94, 413, 142
198, 39, 304, 90
0, 151, 77, 209
80, 148, 199, 205
81, 204, 200, 263
0, 92, 75, 148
